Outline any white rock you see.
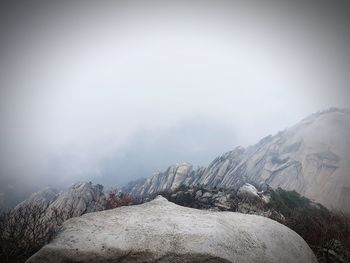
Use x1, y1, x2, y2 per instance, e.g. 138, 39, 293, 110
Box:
237, 183, 259, 198
202, 191, 212, 198
15, 187, 58, 210
47, 182, 105, 218
27, 196, 317, 263
15, 182, 105, 229
171, 163, 193, 190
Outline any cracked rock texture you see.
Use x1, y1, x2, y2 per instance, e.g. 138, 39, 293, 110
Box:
15, 182, 105, 221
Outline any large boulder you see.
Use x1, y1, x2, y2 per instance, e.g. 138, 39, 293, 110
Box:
237, 183, 259, 198
27, 196, 316, 263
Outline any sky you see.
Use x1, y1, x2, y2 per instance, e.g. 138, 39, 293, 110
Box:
1, 1, 350, 206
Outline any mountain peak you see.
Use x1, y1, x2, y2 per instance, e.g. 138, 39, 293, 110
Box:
125, 109, 350, 213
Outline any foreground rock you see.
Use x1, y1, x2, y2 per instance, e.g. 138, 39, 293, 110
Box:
27, 196, 316, 263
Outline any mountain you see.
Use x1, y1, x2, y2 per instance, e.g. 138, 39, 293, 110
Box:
124, 108, 350, 213
46, 182, 105, 218
26, 196, 317, 263
15, 182, 106, 220
15, 187, 59, 210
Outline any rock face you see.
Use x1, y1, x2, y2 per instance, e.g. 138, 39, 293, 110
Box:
16, 182, 105, 220
15, 187, 59, 210
125, 108, 350, 213
125, 162, 196, 197
237, 183, 259, 198
47, 182, 105, 218
27, 196, 317, 263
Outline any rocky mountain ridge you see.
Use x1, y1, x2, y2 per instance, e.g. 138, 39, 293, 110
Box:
124, 108, 350, 213
14, 182, 106, 220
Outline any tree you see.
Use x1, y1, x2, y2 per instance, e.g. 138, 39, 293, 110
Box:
0, 203, 65, 262
105, 191, 134, 210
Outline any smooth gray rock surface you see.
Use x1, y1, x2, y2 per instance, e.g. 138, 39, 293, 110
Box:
237, 183, 259, 198
27, 196, 317, 263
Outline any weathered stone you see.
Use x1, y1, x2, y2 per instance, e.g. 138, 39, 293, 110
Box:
16, 182, 105, 225
27, 196, 317, 263
237, 183, 259, 198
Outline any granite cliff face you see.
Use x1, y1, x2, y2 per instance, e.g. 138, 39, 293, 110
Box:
26, 196, 317, 263
125, 108, 350, 213
47, 182, 105, 218
15, 182, 105, 220
15, 187, 59, 210
125, 163, 198, 197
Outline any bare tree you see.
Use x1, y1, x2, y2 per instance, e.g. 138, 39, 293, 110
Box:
0, 203, 64, 263
105, 191, 135, 210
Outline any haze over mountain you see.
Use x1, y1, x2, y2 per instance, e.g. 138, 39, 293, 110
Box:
1, 2, 350, 262
1, 1, 350, 209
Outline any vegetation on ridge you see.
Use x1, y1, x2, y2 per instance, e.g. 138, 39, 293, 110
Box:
0, 184, 349, 262
152, 184, 350, 263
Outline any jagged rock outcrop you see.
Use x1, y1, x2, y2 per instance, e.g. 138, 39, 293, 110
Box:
126, 162, 196, 197
15, 187, 59, 210
125, 108, 350, 213
47, 182, 105, 219
15, 182, 106, 221
26, 196, 317, 263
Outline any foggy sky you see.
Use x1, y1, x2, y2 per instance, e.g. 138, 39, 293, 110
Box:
1, 1, 350, 206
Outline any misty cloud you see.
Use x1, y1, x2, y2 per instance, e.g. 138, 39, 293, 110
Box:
94, 117, 238, 187
0, 1, 350, 207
